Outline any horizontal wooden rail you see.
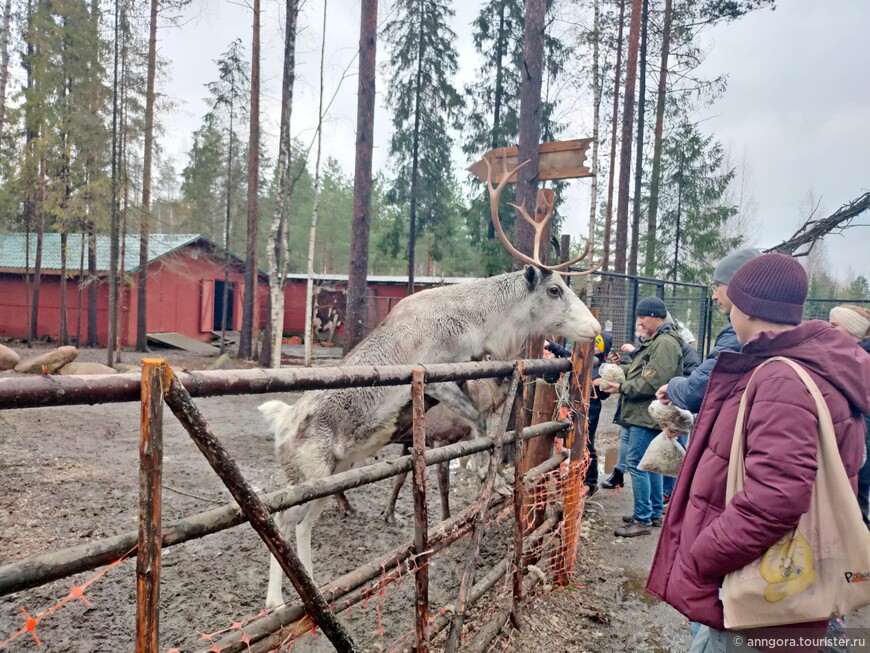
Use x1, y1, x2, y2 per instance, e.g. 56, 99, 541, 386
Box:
0, 421, 569, 596
0, 359, 571, 409
211, 496, 512, 653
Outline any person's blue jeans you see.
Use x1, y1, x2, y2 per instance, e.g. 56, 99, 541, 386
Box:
615, 425, 630, 472
625, 425, 663, 525
663, 434, 688, 499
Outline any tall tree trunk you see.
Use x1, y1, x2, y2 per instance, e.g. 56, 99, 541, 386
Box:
77, 226, 85, 344
85, 0, 98, 348
87, 215, 97, 345
406, 0, 425, 296
343, 0, 378, 354
515, 0, 547, 263
487, 0, 508, 240
29, 158, 45, 343
59, 61, 71, 346
671, 152, 684, 280
613, 0, 643, 274
303, 0, 328, 367
628, 0, 648, 276
0, 0, 12, 138
265, 0, 299, 368
587, 0, 600, 246
60, 229, 69, 344
23, 0, 36, 342
220, 105, 235, 353
107, 0, 121, 363
644, 0, 672, 277
238, 0, 261, 359
602, 0, 625, 272
137, 0, 158, 352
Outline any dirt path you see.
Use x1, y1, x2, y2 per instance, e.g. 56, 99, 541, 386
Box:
1, 345, 867, 653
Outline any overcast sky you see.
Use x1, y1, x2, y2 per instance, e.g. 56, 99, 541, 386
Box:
159, 0, 869, 281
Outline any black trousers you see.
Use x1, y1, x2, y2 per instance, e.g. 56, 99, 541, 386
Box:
584, 398, 603, 486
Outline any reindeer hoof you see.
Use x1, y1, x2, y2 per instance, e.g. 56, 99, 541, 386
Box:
382, 511, 397, 526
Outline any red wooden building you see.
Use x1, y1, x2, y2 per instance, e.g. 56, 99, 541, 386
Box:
0, 233, 268, 346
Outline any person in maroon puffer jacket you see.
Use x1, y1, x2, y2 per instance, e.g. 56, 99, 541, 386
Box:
646, 253, 870, 653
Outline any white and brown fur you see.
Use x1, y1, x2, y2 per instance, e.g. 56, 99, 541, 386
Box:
258, 266, 599, 608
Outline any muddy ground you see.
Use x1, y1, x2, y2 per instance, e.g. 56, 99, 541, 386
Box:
0, 342, 867, 653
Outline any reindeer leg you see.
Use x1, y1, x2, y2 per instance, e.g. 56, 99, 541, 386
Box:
266, 508, 297, 609
295, 497, 328, 581
438, 460, 451, 520
334, 491, 355, 516
424, 382, 486, 440
383, 445, 410, 524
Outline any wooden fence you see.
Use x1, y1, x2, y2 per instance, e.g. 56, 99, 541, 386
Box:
0, 350, 594, 653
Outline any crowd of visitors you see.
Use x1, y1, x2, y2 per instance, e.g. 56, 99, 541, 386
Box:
572, 250, 870, 652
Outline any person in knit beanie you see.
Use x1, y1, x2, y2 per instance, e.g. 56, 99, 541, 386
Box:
831, 304, 870, 529
647, 252, 870, 652
595, 295, 685, 536
727, 252, 808, 340
830, 304, 870, 341
657, 248, 761, 415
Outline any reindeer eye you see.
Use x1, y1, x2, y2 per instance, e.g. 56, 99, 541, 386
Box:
547, 286, 562, 299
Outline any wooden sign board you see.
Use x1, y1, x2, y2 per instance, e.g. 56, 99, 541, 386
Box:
468, 138, 594, 184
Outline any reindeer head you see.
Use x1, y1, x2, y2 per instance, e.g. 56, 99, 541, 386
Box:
485, 155, 602, 343
520, 265, 600, 343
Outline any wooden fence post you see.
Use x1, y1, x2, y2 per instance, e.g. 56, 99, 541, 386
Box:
555, 333, 595, 586
410, 368, 429, 653
511, 361, 526, 628
161, 371, 358, 653
443, 367, 521, 653
137, 359, 167, 653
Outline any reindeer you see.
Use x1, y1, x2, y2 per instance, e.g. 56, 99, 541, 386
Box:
330, 375, 513, 524
258, 159, 601, 608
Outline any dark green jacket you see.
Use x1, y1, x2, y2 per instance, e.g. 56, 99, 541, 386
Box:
618, 324, 684, 430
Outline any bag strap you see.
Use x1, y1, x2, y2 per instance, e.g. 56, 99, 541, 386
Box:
726, 356, 835, 504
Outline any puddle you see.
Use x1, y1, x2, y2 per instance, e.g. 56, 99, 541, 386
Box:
618, 567, 658, 606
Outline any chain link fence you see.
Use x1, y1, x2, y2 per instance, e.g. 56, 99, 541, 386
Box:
803, 298, 870, 321
574, 271, 710, 354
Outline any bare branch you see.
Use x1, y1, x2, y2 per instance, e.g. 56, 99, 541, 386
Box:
765, 191, 870, 257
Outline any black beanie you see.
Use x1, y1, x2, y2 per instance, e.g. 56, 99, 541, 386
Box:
728, 253, 807, 325
635, 296, 667, 319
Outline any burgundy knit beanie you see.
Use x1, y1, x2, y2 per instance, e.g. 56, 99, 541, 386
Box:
728, 253, 808, 325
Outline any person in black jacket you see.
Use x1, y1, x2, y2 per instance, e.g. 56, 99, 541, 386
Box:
545, 331, 613, 497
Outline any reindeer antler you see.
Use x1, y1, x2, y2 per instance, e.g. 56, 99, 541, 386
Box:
484, 155, 603, 276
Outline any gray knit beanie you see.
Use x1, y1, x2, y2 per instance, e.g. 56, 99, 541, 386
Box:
712, 248, 762, 285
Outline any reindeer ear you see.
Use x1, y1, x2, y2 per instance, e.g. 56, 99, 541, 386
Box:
524, 265, 538, 289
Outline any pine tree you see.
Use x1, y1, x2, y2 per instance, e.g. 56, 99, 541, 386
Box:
460, 0, 569, 274
179, 41, 250, 252
344, 0, 378, 353
383, 0, 461, 292
652, 120, 740, 283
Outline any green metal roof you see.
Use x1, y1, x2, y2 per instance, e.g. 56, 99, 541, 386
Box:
0, 233, 245, 274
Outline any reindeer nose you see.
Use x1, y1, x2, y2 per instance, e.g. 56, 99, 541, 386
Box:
577, 318, 601, 341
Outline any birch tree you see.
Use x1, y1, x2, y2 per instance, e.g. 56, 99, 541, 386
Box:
264, 0, 300, 368
303, 0, 328, 367
383, 0, 460, 293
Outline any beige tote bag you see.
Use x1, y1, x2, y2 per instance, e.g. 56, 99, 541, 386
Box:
722, 357, 870, 629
